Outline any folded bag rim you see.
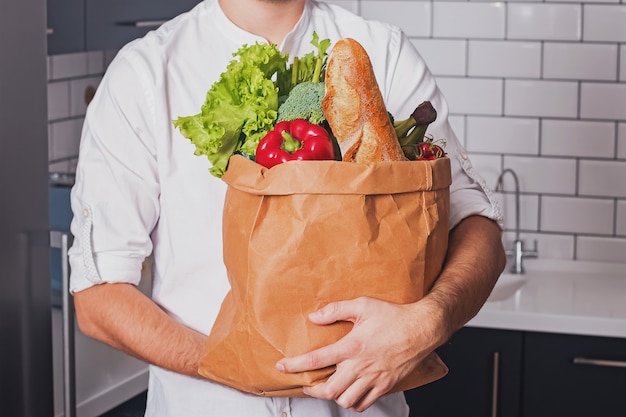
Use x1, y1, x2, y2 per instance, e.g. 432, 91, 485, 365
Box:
223, 155, 452, 196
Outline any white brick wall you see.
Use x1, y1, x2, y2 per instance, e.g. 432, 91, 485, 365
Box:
508, 3, 582, 41
47, 0, 626, 263
47, 51, 105, 173
468, 41, 541, 78
583, 5, 626, 42
433, 2, 506, 39
505, 79, 579, 118
543, 43, 618, 81
541, 120, 615, 158
466, 116, 540, 155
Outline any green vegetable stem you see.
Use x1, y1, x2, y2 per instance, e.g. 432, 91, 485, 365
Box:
277, 32, 331, 126
392, 101, 438, 160
286, 31, 331, 88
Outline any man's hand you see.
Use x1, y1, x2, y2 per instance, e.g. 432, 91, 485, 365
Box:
276, 215, 506, 412
275, 296, 446, 412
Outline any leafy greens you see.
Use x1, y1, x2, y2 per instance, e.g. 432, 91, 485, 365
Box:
173, 32, 330, 178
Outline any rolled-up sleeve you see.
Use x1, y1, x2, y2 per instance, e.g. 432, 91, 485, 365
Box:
69, 51, 160, 293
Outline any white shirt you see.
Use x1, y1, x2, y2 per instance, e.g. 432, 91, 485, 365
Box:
69, 1, 502, 416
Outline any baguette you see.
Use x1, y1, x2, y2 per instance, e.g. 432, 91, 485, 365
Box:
322, 38, 407, 163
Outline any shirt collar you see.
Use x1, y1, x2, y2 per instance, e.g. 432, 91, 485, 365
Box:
280, 1, 313, 53
210, 0, 313, 53
211, 0, 270, 47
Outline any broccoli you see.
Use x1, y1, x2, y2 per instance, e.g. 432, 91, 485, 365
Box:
276, 32, 331, 125
393, 101, 437, 148
277, 81, 326, 125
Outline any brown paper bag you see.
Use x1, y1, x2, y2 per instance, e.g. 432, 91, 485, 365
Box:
199, 155, 451, 396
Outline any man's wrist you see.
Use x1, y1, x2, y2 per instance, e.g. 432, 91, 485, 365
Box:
409, 295, 455, 353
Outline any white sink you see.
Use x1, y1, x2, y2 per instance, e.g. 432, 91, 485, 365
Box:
487, 272, 527, 302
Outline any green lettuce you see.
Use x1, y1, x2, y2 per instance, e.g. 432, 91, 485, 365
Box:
173, 42, 289, 177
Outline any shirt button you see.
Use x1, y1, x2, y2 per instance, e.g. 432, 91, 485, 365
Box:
280, 413, 287, 417
82, 208, 90, 217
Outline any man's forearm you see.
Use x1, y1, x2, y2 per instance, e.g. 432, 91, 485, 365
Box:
422, 215, 506, 347
73, 282, 206, 378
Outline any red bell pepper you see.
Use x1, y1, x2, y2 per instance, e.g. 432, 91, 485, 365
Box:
255, 119, 335, 169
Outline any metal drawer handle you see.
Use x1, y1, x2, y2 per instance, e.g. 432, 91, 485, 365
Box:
118, 20, 167, 28
491, 351, 499, 417
61, 233, 77, 417
573, 357, 626, 368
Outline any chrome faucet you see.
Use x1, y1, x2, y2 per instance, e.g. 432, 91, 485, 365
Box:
495, 168, 537, 274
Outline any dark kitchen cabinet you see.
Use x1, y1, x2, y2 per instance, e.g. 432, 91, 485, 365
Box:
85, 0, 201, 51
522, 332, 626, 417
405, 327, 523, 417
405, 327, 626, 417
47, 0, 85, 54
46, 0, 201, 55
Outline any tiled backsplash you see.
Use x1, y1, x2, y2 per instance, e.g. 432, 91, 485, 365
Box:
46, 50, 115, 174
47, 0, 626, 263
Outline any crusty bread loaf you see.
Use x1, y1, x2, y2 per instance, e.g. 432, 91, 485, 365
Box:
322, 38, 407, 163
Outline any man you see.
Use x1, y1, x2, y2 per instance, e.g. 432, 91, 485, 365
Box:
69, 0, 506, 415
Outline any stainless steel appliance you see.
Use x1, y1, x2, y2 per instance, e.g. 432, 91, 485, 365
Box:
0, 0, 54, 415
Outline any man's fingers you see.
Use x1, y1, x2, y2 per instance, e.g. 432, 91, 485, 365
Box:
276, 297, 403, 412
339, 376, 394, 412
308, 297, 368, 325
301, 363, 357, 400
276, 298, 370, 374
336, 380, 375, 411
305, 371, 389, 412
276, 344, 339, 373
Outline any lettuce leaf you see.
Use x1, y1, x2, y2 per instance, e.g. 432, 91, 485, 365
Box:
173, 42, 289, 177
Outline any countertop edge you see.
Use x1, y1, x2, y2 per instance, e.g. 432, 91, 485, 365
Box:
467, 308, 626, 339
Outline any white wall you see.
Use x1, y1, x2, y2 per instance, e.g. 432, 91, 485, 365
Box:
47, 0, 626, 262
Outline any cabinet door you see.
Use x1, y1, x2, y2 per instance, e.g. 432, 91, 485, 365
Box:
523, 332, 626, 417
85, 0, 202, 51
47, 0, 85, 54
405, 327, 523, 417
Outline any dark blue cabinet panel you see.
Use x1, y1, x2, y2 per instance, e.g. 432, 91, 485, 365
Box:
405, 327, 523, 417
47, 0, 85, 54
47, 0, 202, 54
404, 328, 626, 417
49, 185, 72, 231
85, 0, 201, 51
49, 185, 72, 307
523, 332, 626, 417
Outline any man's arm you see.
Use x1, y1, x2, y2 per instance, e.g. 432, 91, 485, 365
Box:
73, 283, 206, 378
424, 215, 507, 338
276, 215, 506, 412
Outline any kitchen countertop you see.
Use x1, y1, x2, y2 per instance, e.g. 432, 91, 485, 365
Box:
467, 258, 626, 339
